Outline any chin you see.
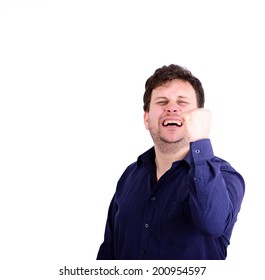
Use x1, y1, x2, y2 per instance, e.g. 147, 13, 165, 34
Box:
160, 135, 186, 144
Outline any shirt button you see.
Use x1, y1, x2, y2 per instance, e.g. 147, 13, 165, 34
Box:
195, 149, 201, 153
145, 223, 149, 228
151, 197, 156, 201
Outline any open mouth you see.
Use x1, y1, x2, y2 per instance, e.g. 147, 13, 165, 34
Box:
162, 119, 183, 127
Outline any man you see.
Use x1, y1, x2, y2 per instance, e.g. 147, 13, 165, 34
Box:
97, 64, 245, 260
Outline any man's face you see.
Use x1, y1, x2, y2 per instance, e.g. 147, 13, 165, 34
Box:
144, 79, 198, 146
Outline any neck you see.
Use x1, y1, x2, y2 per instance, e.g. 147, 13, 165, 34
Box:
154, 144, 189, 181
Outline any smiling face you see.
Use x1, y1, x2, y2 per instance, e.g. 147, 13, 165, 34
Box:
144, 79, 198, 152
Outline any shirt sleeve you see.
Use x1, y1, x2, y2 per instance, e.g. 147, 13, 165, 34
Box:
96, 195, 117, 260
188, 139, 245, 237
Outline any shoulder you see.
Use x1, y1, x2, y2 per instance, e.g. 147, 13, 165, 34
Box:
117, 161, 144, 185
116, 147, 154, 190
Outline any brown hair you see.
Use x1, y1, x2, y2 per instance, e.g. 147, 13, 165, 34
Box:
143, 64, 205, 112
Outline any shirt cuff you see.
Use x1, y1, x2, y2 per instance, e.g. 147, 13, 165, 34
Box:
190, 139, 214, 162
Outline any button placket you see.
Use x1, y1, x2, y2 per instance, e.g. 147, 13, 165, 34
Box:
139, 193, 157, 257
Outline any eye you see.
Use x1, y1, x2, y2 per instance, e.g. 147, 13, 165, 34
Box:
156, 100, 168, 106
177, 100, 188, 106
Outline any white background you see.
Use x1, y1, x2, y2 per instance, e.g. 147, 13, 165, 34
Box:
0, 0, 264, 279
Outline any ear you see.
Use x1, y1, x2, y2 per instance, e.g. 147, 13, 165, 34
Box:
144, 112, 149, 130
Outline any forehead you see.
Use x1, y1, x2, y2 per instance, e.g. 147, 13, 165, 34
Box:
152, 79, 196, 99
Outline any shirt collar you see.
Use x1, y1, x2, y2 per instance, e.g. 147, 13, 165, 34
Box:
137, 146, 191, 170
137, 147, 156, 168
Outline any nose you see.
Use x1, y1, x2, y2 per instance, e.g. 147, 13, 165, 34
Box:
164, 104, 180, 113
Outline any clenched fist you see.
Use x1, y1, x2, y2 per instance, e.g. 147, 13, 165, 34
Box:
182, 108, 212, 142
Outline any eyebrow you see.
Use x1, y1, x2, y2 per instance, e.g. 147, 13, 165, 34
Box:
178, 95, 189, 99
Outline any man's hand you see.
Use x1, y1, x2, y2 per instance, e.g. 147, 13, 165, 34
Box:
182, 108, 212, 142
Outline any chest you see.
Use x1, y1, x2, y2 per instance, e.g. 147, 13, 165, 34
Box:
115, 167, 191, 225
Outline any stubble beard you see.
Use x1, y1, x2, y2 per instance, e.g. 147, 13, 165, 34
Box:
149, 129, 189, 154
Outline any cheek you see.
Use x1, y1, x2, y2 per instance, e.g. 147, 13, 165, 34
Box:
144, 107, 163, 130
145, 113, 160, 130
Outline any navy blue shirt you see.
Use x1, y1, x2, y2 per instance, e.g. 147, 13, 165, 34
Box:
97, 139, 245, 260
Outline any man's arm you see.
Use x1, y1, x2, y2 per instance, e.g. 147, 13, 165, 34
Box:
188, 139, 245, 236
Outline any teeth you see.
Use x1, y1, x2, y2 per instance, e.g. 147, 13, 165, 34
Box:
176, 121, 182, 126
163, 120, 182, 127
